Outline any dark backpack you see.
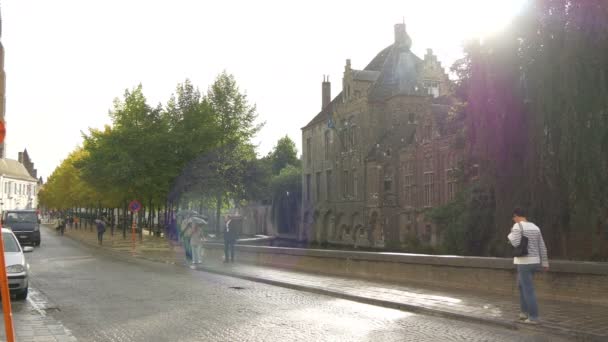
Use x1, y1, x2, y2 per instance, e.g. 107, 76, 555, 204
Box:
97, 221, 106, 233
512, 222, 529, 257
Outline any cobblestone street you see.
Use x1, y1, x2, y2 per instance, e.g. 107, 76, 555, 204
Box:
0, 226, 577, 341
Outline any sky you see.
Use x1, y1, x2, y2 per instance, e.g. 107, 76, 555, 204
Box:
2, 0, 526, 180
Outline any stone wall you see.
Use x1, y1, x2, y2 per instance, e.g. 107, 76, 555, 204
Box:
235, 204, 277, 236
201, 243, 608, 305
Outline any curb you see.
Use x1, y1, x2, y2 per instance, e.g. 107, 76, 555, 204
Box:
51, 226, 607, 342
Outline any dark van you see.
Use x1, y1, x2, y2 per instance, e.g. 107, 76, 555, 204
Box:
2, 210, 41, 246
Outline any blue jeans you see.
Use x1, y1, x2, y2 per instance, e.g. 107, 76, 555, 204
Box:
224, 241, 235, 262
517, 263, 540, 320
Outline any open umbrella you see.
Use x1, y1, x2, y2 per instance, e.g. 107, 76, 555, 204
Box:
176, 210, 198, 219
189, 216, 208, 225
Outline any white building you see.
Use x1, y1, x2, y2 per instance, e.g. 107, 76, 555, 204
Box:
0, 159, 38, 213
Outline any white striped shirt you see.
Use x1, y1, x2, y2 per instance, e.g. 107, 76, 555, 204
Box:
508, 221, 549, 267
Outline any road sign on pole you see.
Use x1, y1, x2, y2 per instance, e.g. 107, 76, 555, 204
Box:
129, 200, 141, 213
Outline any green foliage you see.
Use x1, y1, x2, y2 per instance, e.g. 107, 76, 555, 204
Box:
452, 0, 608, 258
268, 135, 300, 175
42, 73, 267, 223
207, 71, 263, 147
427, 184, 495, 256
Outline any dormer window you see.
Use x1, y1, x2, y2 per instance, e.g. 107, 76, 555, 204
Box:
424, 80, 440, 97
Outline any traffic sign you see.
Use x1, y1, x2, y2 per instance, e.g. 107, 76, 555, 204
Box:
129, 200, 141, 213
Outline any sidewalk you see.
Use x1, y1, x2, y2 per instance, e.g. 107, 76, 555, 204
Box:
56, 225, 608, 341
58, 223, 183, 265
1, 288, 77, 342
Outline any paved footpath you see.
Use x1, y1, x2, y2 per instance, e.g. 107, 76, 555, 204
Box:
1, 278, 77, 341
62, 224, 608, 342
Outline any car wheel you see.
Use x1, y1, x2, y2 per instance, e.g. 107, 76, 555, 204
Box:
34, 241, 40, 247
15, 288, 28, 300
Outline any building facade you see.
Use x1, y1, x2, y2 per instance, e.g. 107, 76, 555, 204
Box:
300, 24, 462, 249
0, 158, 39, 213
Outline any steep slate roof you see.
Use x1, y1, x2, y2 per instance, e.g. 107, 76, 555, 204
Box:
364, 45, 392, 71
352, 70, 381, 82
302, 92, 343, 130
367, 42, 423, 101
302, 44, 393, 130
304, 26, 424, 129
0, 159, 37, 182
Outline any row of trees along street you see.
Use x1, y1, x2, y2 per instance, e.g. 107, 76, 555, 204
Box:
38, 72, 302, 238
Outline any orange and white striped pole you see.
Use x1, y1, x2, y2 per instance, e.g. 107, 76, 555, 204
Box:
0, 120, 15, 341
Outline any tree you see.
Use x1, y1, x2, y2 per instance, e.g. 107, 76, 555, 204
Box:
204, 72, 264, 232
443, 0, 608, 258
268, 135, 300, 175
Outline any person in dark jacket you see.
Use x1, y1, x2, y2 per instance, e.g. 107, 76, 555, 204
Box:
96, 217, 107, 245
223, 216, 237, 262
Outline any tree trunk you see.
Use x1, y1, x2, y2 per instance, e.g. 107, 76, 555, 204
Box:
110, 208, 115, 236
148, 198, 153, 235
136, 208, 146, 241
215, 194, 222, 234
122, 202, 127, 239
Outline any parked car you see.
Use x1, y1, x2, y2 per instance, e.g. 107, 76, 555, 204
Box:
2, 210, 41, 246
2, 227, 32, 300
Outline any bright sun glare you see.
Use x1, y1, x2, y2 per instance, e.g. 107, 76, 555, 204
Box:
457, 0, 527, 38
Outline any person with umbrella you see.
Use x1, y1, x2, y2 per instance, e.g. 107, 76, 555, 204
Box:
189, 216, 207, 267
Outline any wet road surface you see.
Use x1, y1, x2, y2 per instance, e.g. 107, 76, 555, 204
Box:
13, 227, 569, 342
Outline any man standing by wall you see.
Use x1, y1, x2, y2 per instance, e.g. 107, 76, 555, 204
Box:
508, 207, 549, 324
223, 216, 236, 263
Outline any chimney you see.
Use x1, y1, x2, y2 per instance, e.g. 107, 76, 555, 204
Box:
394, 23, 412, 49
322, 75, 331, 110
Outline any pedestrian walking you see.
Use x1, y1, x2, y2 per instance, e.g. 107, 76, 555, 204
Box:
189, 223, 204, 267
508, 207, 549, 324
180, 221, 193, 264
96, 217, 107, 245
223, 216, 236, 263
56, 216, 66, 236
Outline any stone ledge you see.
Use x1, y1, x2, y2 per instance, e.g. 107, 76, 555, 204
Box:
202, 242, 608, 275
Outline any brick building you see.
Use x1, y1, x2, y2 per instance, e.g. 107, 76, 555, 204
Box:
300, 24, 462, 249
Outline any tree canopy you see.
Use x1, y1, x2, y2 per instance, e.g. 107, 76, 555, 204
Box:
432, 0, 608, 259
